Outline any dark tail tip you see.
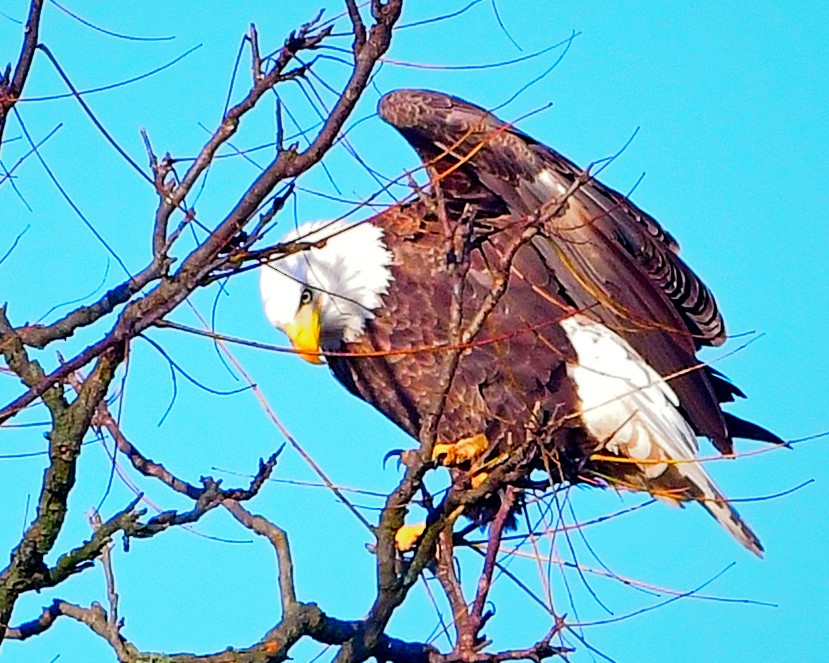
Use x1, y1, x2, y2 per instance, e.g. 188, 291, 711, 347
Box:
724, 412, 789, 448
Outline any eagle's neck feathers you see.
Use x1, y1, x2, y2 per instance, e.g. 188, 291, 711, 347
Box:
260, 220, 393, 347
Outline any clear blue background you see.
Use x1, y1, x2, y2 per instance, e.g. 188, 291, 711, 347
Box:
1, 2, 827, 661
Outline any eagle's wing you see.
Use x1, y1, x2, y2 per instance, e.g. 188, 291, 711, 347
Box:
378, 88, 781, 453
379, 89, 722, 346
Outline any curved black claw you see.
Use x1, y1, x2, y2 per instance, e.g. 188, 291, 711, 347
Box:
383, 448, 421, 470
383, 448, 406, 470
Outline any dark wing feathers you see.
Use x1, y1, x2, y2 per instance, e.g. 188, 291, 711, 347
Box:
527, 212, 733, 452
707, 367, 747, 403
379, 89, 725, 348
378, 88, 780, 452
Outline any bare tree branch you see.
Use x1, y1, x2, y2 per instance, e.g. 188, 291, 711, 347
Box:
223, 501, 297, 612
46, 497, 143, 590
0, 0, 44, 146
345, 0, 368, 54
0, 309, 122, 639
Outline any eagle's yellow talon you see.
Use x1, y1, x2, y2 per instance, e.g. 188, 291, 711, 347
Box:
395, 522, 426, 552
470, 471, 489, 489
433, 433, 489, 466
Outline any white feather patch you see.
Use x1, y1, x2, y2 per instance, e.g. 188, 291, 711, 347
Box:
560, 313, 762, 555
560, 313, 695, 478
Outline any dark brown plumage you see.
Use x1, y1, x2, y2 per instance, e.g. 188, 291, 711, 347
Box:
263, 89, 783, 555
329, 198, 584, 475
375, 89, 741, 451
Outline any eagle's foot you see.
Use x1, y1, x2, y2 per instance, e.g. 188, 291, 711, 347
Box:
470, 471, 489, 489
433, 433, 489, 467
395, 522, 426, 552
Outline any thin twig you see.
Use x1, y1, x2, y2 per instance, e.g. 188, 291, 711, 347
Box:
0, 0, 44, 146
87, 512, 119, 627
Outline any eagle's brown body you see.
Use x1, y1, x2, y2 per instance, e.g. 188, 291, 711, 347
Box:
268, 90, 782, 552
329, 200, 585, 487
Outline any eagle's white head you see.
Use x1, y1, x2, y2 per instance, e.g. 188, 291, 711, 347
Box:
259, 220, 394, 363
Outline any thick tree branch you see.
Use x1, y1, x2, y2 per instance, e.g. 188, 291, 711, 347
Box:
434, 525, 470, 650
8, 598, 440, 663
0, 339, 121, 642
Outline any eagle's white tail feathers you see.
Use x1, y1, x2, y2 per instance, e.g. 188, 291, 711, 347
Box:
560, 314, 763, 556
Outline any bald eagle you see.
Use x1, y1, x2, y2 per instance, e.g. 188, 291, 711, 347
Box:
260, 90, 781, 556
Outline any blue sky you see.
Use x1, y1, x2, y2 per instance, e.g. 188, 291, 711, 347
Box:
1, 2, 827, 661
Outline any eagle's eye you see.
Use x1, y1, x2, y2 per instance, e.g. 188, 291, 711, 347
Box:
299, 287, 313, 306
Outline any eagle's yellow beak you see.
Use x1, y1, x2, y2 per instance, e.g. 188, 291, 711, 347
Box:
284, 302, 324, 364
